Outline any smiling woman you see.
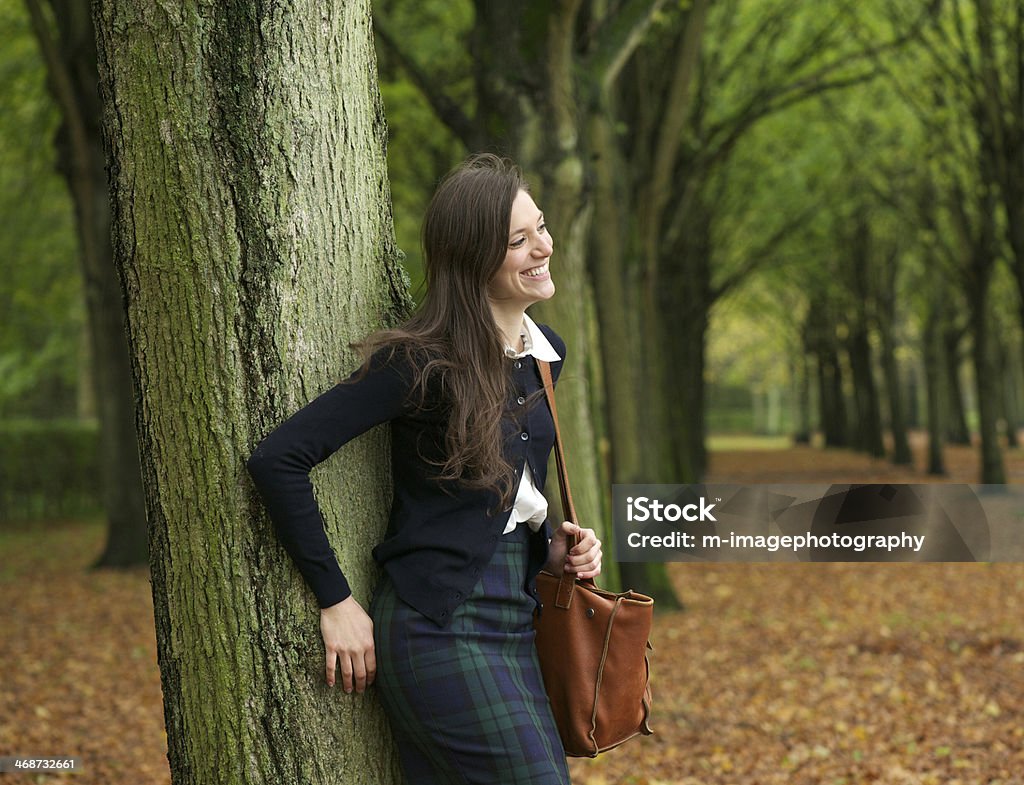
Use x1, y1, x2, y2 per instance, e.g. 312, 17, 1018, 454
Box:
487, 190, 556, 330
246, 153, 602, 784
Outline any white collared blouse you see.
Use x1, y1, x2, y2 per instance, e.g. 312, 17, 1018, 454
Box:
502, 313, 562, 535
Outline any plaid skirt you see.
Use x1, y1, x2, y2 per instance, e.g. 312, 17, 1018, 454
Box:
369, 522, 570, 784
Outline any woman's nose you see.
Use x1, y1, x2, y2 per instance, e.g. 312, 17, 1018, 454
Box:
534, 232, 553, 256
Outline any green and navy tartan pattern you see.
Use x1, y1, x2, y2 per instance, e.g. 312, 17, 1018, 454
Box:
369, 521, 571, 784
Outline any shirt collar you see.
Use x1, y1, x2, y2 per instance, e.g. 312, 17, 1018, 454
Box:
512, 313, 561, 362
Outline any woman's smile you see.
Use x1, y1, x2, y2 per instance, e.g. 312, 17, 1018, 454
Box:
521, 261, 550, 279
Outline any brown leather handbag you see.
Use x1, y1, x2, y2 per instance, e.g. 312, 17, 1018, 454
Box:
533, 360, 654, 758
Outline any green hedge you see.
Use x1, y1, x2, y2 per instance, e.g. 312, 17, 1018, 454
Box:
0, 419, 102, 522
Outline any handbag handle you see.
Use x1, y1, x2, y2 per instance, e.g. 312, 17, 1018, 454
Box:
537, 360, 596, 606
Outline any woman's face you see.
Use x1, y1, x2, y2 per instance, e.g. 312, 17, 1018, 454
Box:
486, 189, 555, 310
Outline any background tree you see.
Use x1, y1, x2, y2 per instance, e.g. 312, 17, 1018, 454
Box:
0, 0, 78, 419
92, 0, 408, 782
850, 0, 1014, 481
22, 0, 147, 564
615, 0, 936, 486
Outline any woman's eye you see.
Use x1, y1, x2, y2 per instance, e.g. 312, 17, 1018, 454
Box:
510, 237, 526, 248
538, 223, 547, 233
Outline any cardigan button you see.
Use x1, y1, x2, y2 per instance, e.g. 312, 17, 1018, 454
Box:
520, 432, 529, 441
514, 360, 522, 369
517, 396, 526, 405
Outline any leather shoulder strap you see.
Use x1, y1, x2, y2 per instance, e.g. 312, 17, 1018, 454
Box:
537, 360, 577, 528
537, 360, 596, 594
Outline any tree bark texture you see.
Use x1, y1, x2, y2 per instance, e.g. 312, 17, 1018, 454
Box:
93, 1, 408, 782
26, 0, 148, 566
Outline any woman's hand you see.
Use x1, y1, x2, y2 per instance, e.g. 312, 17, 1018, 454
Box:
320, 596, 376, 694
544, 521, 602, 579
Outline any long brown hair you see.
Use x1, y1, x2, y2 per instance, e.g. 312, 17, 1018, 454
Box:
348, 153, 531, 512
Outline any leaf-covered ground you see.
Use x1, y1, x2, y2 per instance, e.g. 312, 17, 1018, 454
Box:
2, 437, 1023, 784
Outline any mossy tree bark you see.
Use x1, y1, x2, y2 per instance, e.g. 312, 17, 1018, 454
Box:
93, 1, 409, 782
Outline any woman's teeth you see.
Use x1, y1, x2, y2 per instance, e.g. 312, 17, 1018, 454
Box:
522, 262, 549, 278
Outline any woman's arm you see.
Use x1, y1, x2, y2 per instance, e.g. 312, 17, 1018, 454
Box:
245, 349, 412, 607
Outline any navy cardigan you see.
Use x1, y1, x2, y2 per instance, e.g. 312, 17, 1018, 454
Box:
245, 324, 566, 627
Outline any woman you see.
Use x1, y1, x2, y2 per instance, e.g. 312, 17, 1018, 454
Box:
246, 153, 602, 784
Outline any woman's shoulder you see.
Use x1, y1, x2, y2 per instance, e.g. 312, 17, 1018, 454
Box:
360, 340, 450, 401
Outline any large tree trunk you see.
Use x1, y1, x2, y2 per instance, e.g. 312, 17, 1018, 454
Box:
25, 0, 147, 566
93, 1, 407, 782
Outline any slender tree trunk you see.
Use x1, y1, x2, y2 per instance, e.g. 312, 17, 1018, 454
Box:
969, 281, 1005, 483
943, 327, 972, 445
881, 346, 913, 465
968, 0, 1008, 481
845, 215, 884, 458
25, 0, 147, 566
923, 303, 946, 475
809, 297, 850, 451
93, 1, 407, 782
906, 363, 921, 428
820, 345, 849, 449
668, 294, 710, 482
993, 326, 1019, 448
877, 247, 912, 464
978, 0, 1024, 398
847, 323, 885, 457
792, 350, 811, 444
660, 208, 712, 483
589, 108, 645, 487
